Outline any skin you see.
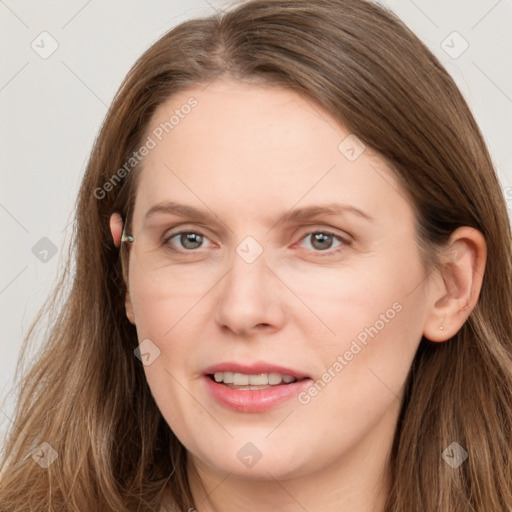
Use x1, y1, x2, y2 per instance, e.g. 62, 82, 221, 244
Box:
110, 78, 487, 511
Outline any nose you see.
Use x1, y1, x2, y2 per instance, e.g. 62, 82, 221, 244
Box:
214, 242, 287, 337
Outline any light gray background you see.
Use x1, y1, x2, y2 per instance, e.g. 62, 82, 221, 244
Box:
1, 0, 511, 441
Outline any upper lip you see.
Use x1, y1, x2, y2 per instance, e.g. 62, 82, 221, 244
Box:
203, 362, 311, 380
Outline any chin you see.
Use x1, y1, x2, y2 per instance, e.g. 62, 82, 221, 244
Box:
189, 440, 315, 481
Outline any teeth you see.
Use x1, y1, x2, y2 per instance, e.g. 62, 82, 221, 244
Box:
212, 372, 298, 386
268, 372, 283, 385
222, 372, 234, 384
248, 374, 267, 385
234, 373, 249, 386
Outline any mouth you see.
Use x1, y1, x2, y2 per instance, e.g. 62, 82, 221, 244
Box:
206, 371, 309, 390
202, 366, 313, 412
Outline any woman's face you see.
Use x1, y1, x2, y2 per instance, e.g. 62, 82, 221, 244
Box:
124, 78, 433, 480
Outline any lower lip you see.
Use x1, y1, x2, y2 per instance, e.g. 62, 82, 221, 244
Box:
204, 375, 313, 413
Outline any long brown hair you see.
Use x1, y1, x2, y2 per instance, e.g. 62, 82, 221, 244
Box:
1, 0, 511, 510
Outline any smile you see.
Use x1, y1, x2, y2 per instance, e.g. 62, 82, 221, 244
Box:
204, 373, 312, 413
210, 371, 301, 388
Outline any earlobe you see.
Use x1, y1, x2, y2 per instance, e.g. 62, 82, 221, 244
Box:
109, 212, 124, 248
422, 227, 487, 343
125, 290, 136, 324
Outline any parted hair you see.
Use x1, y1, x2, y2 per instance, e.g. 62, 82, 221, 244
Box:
1, 0, 512, 510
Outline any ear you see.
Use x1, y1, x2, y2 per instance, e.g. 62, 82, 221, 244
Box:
109, 212, 135, 324
423, 226, 487, 342
109, 212, 124, 248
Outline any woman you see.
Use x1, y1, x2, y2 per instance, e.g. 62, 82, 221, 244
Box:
1, 0, 511, 510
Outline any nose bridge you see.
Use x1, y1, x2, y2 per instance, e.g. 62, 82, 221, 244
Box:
214, 234, 284, 333
225, 234, 271, 301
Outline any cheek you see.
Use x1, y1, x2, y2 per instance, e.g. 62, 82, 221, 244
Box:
292, 294, 422, 465
298, 245, 426, 400
129, 289, 197, 378
128, 263, 201, 336
128, 280, 199, 439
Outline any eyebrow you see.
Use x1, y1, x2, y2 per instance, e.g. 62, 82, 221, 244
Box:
144, 201, 374, 227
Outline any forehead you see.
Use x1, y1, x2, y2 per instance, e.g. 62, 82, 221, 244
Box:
148, 79, 344, 164
131, 79, 412, 231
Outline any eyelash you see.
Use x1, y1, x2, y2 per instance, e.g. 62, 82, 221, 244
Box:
161, 228, 352, 256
